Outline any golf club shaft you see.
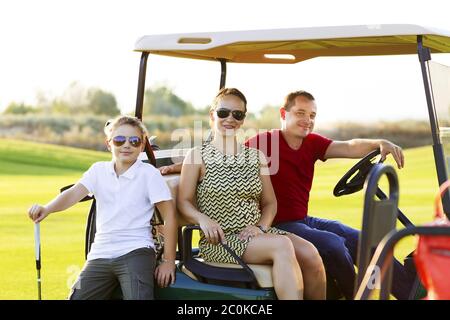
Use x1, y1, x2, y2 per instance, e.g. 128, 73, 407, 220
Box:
37, 269, 41, 300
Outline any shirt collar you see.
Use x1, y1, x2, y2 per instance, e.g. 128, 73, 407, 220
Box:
108, 160, 142, 179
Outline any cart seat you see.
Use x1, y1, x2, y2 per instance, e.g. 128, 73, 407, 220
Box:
181, 260, 274, 288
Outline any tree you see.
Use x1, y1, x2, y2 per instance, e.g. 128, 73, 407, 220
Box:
257, 105, 280, 130
58, 81, 89, 114
3, 102, 35, 115
143, 86, 195, 117
87, 89, 120, 116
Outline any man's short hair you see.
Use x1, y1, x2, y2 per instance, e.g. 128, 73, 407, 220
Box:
283, 90, 315, 111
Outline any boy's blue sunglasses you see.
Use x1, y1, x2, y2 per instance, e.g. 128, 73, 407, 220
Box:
111, 135, 142, 148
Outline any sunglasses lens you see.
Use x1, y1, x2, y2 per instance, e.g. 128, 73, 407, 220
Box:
129, 136, 142, 147
112, 136, 126, 146
216, 109, 230, 119
232, 111, 246, 121
111, 136, 142, 147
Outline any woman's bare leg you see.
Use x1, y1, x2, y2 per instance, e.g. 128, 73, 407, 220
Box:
241, 234, 303, 300
286, 233, 326, 300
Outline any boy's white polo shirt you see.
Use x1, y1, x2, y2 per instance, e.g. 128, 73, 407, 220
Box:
78, 160, 172, 261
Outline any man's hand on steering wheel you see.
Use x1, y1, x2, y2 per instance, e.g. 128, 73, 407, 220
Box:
380, 140, 404, 169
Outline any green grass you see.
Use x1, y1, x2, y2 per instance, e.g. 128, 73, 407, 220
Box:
0, 138, 440, 299
0, 139, 109, 300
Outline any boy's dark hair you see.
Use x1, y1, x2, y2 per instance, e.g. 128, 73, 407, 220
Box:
283, 90, 315, 111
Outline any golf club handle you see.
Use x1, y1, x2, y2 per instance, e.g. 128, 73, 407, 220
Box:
36, 259, 41, 270
34, 223, 40, 261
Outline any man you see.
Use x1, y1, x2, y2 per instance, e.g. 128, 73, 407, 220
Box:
244, 90, 413, 300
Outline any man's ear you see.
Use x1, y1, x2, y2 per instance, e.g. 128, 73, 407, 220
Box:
280, 107, 286, 120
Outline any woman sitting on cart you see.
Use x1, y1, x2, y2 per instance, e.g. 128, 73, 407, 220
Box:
177, 88, 326, 300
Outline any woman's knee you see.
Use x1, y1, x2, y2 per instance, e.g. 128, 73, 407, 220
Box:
306, 242, 324, 267
272, 235, 297, 259
291, 237, 324, 274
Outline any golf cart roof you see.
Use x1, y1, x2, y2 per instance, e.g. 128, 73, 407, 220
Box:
135, 24, 450, 63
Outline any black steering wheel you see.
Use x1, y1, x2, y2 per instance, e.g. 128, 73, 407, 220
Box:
333, 148, 383, 197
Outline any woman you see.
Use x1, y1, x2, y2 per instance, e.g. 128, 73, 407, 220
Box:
177, 88, 326, 300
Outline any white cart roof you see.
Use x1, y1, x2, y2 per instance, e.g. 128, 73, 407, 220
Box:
135, 24, 450, 63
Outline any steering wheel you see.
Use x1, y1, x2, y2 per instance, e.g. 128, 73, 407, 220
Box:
333, 149, 383, 197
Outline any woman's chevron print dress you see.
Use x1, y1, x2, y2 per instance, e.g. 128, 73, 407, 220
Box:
196, 143, 287, 264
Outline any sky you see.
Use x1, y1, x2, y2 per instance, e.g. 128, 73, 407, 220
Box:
1, 0, 450, 125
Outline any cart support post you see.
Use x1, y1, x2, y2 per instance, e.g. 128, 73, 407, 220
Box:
219, 59, 227, 89
135, 52, 149, 120
417, 36, 450, 218
134, 52, 156, 166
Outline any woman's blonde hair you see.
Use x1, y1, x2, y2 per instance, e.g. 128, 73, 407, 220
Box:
104, 115, 149, 140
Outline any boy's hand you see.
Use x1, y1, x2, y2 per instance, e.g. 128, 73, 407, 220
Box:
28, 204, 50, 223
155, 260, 176, 288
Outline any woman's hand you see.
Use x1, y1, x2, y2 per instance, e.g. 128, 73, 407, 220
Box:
155, 260, 176, 288
198, 216, 226, 245
238, 225, 264, 241
28, 204, 50, 223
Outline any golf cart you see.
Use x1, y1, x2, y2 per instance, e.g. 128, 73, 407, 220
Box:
82, 25, 450, 299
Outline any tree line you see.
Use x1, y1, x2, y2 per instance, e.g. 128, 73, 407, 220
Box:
1, 83, 433, 151
2, 83, 208, 117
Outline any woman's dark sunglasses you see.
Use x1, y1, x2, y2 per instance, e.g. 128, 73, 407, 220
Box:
111, 135, 142, 147
216, 108, 246, 121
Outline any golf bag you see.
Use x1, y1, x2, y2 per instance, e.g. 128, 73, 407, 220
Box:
414, 180, 450, 300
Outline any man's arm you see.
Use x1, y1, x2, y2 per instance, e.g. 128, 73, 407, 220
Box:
324, 139, 404, 169
159, 162, 182, 175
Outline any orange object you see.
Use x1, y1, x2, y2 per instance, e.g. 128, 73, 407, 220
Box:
414, 180, 450, 300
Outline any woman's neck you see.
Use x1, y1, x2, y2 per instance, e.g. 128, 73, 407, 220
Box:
211, 135, 240, 155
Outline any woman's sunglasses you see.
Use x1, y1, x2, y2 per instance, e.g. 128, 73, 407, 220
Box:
111, 135, 142, 148
216, 108, 246, 121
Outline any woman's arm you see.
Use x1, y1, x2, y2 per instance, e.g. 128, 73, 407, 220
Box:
239, 150, 277, 241
28, 183, 90, 223
177, 147, 225, 244
258, 150, 277, 228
